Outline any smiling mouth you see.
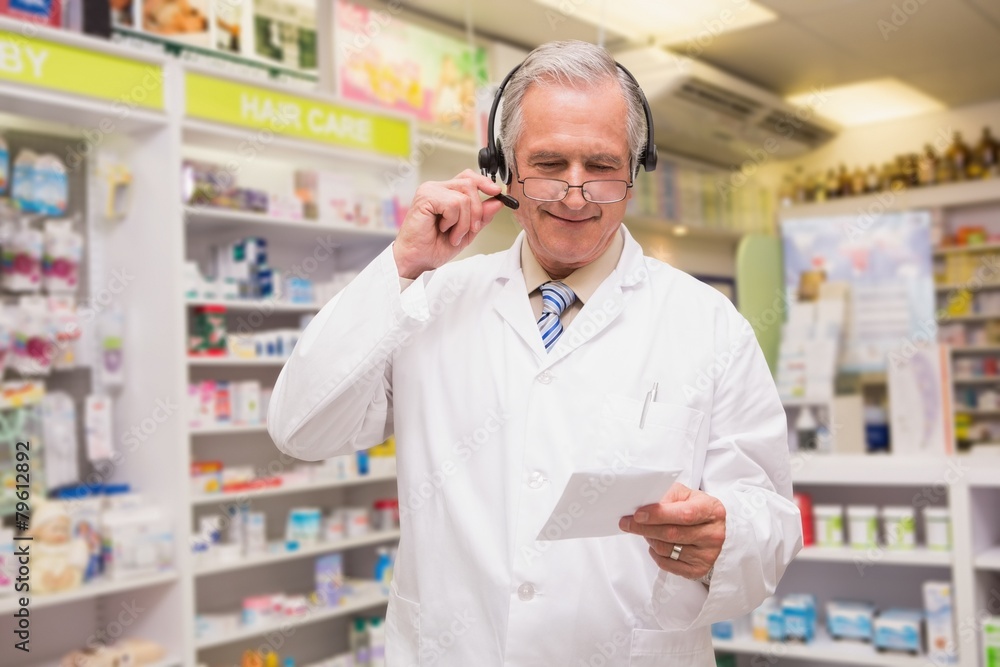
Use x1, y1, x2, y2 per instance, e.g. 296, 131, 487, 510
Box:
547, 211, 594, 223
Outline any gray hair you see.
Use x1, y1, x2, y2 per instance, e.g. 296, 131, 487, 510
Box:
497, 40, 648, 179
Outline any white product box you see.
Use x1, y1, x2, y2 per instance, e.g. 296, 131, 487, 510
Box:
923, 581, 957, 664
888, 343, 954, 456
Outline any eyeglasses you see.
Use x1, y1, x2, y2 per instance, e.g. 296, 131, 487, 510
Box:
516, 176, 632, 204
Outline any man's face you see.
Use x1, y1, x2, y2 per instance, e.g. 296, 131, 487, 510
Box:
511, 78, 633, 279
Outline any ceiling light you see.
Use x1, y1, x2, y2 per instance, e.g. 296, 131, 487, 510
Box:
786, 78, 945, 128
672, 225, 689, 237
532, 0, 776, 45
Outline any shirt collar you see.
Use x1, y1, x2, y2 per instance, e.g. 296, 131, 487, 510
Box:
520, 227, 626, 304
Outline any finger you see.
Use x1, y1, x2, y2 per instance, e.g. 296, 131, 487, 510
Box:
445, 178, 484, 234
647, 546, 710, 580
435, 195, 463, 235
447, 193, 472, 247
621, 518, 719, 545
633, 495, 723, 527
480, 196, 505, 225
456, 168, 502, 197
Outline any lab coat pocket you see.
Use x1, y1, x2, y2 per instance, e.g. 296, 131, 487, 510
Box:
628, 627, 714, 666
600, 394, 704, 487
386, 587, 421, 667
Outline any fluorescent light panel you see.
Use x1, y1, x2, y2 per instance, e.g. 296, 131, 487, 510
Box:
533, 0, 776, 44
787, 78, 946, 127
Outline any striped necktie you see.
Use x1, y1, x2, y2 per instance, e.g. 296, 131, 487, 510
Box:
538, 281, 577, 352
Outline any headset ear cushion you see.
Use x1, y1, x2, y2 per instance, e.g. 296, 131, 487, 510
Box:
478, 146, 494, 180
644, 143, 658, 172
495, 141, 511, 185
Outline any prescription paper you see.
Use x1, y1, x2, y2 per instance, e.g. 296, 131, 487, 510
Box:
537, 467, 681, 540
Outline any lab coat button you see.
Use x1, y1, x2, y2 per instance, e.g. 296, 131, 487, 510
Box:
527, 471, 546, 489
517, 583, 535, 601
537, 371, 553, 384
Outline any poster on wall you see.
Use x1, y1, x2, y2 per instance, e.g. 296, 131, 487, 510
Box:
253, 0, 317, 72
781, 211, 935, 373
141, 0, 211, 47
334, 0, 488, 138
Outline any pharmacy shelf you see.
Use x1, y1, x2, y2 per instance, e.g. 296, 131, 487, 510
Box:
953, 376, 1000, 385
950, 345, 1000, 354
28, 655, 182, 667
194, 530, 401, 576
0, 570, 178, 614
935, 241, 1000, 255
938, 313, 1000, 323
190, 470, 397, 506
184, 206, 398, 242
189, 423, 269, 436
789, 454, 953, 486
967, 464, 1000, 486
936, 282, 1000, 292
187, 356, 287, 367
975, 547, 1000, 571
185, 298, 321, 313
954, 407, 1000, 417
779, 178, 1000, 220
195, 592, 389, 650
794, 546, 951, 566
625, 215, 746, 242
713, 632, 930, 666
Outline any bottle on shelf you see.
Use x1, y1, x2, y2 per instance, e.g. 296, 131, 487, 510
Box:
792, 166, 807, 203
825, 168, 840, 199
918, 144, 938, 187
972, 126, 998, 179
945, 131, 971, 182
889, 158, 908, 191
837, 164, 852, 197
851, 166, 866, 197
812, 172, 826, 203
864, 164, 880, 193
903, 153, 920, 187
795, 407, 819, 451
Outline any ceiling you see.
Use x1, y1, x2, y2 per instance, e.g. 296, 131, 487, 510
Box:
391, 0, 1000, 110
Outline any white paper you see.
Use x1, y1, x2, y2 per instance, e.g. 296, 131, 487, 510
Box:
536, 467, 681, 540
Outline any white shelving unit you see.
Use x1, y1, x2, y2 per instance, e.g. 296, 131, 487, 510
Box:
189, 471, 397, 506
0, 571, 179, 614
194, 530, 401, 576
186, 298, 321, 313
794, 546, 951, 567
194, 593, 389, 650
714, 631, 930, 667
774, 175, 1000, 666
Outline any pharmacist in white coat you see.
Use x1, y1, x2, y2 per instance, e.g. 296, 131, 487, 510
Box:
269, 40, 801, 667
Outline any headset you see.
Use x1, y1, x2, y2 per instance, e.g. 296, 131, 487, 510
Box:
478, 60, 658, 186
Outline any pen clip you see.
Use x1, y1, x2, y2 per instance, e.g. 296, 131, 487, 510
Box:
639, 381, 658, 429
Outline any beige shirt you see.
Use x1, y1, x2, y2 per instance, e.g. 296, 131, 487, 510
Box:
521, 227, 625, 327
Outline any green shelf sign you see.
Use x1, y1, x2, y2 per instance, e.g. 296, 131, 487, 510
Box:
0, 30, 163, 109
185, 72, 410, 158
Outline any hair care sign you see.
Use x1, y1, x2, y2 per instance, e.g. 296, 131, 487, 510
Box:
334, 0, 487, 138
0, 30, 164, 109
185, 72, 410, 157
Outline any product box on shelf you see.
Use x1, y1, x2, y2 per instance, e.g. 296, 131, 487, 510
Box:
923, 581, 958, 664
316, 553, 344, 607
827, 601, 875, 642
782, 594, 817, 643
985, 617, 1000, 667
100, 505, 174, 580
873, 609, 923, 654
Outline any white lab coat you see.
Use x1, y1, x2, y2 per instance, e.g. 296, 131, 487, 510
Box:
268, 226, 802, 667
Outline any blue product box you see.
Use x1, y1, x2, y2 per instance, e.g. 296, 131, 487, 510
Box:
767, 607, 786, 642
827, 601, 875, 642
782, 594, 817, 643
874, 609, 923, 653
711, 620, 735, 640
